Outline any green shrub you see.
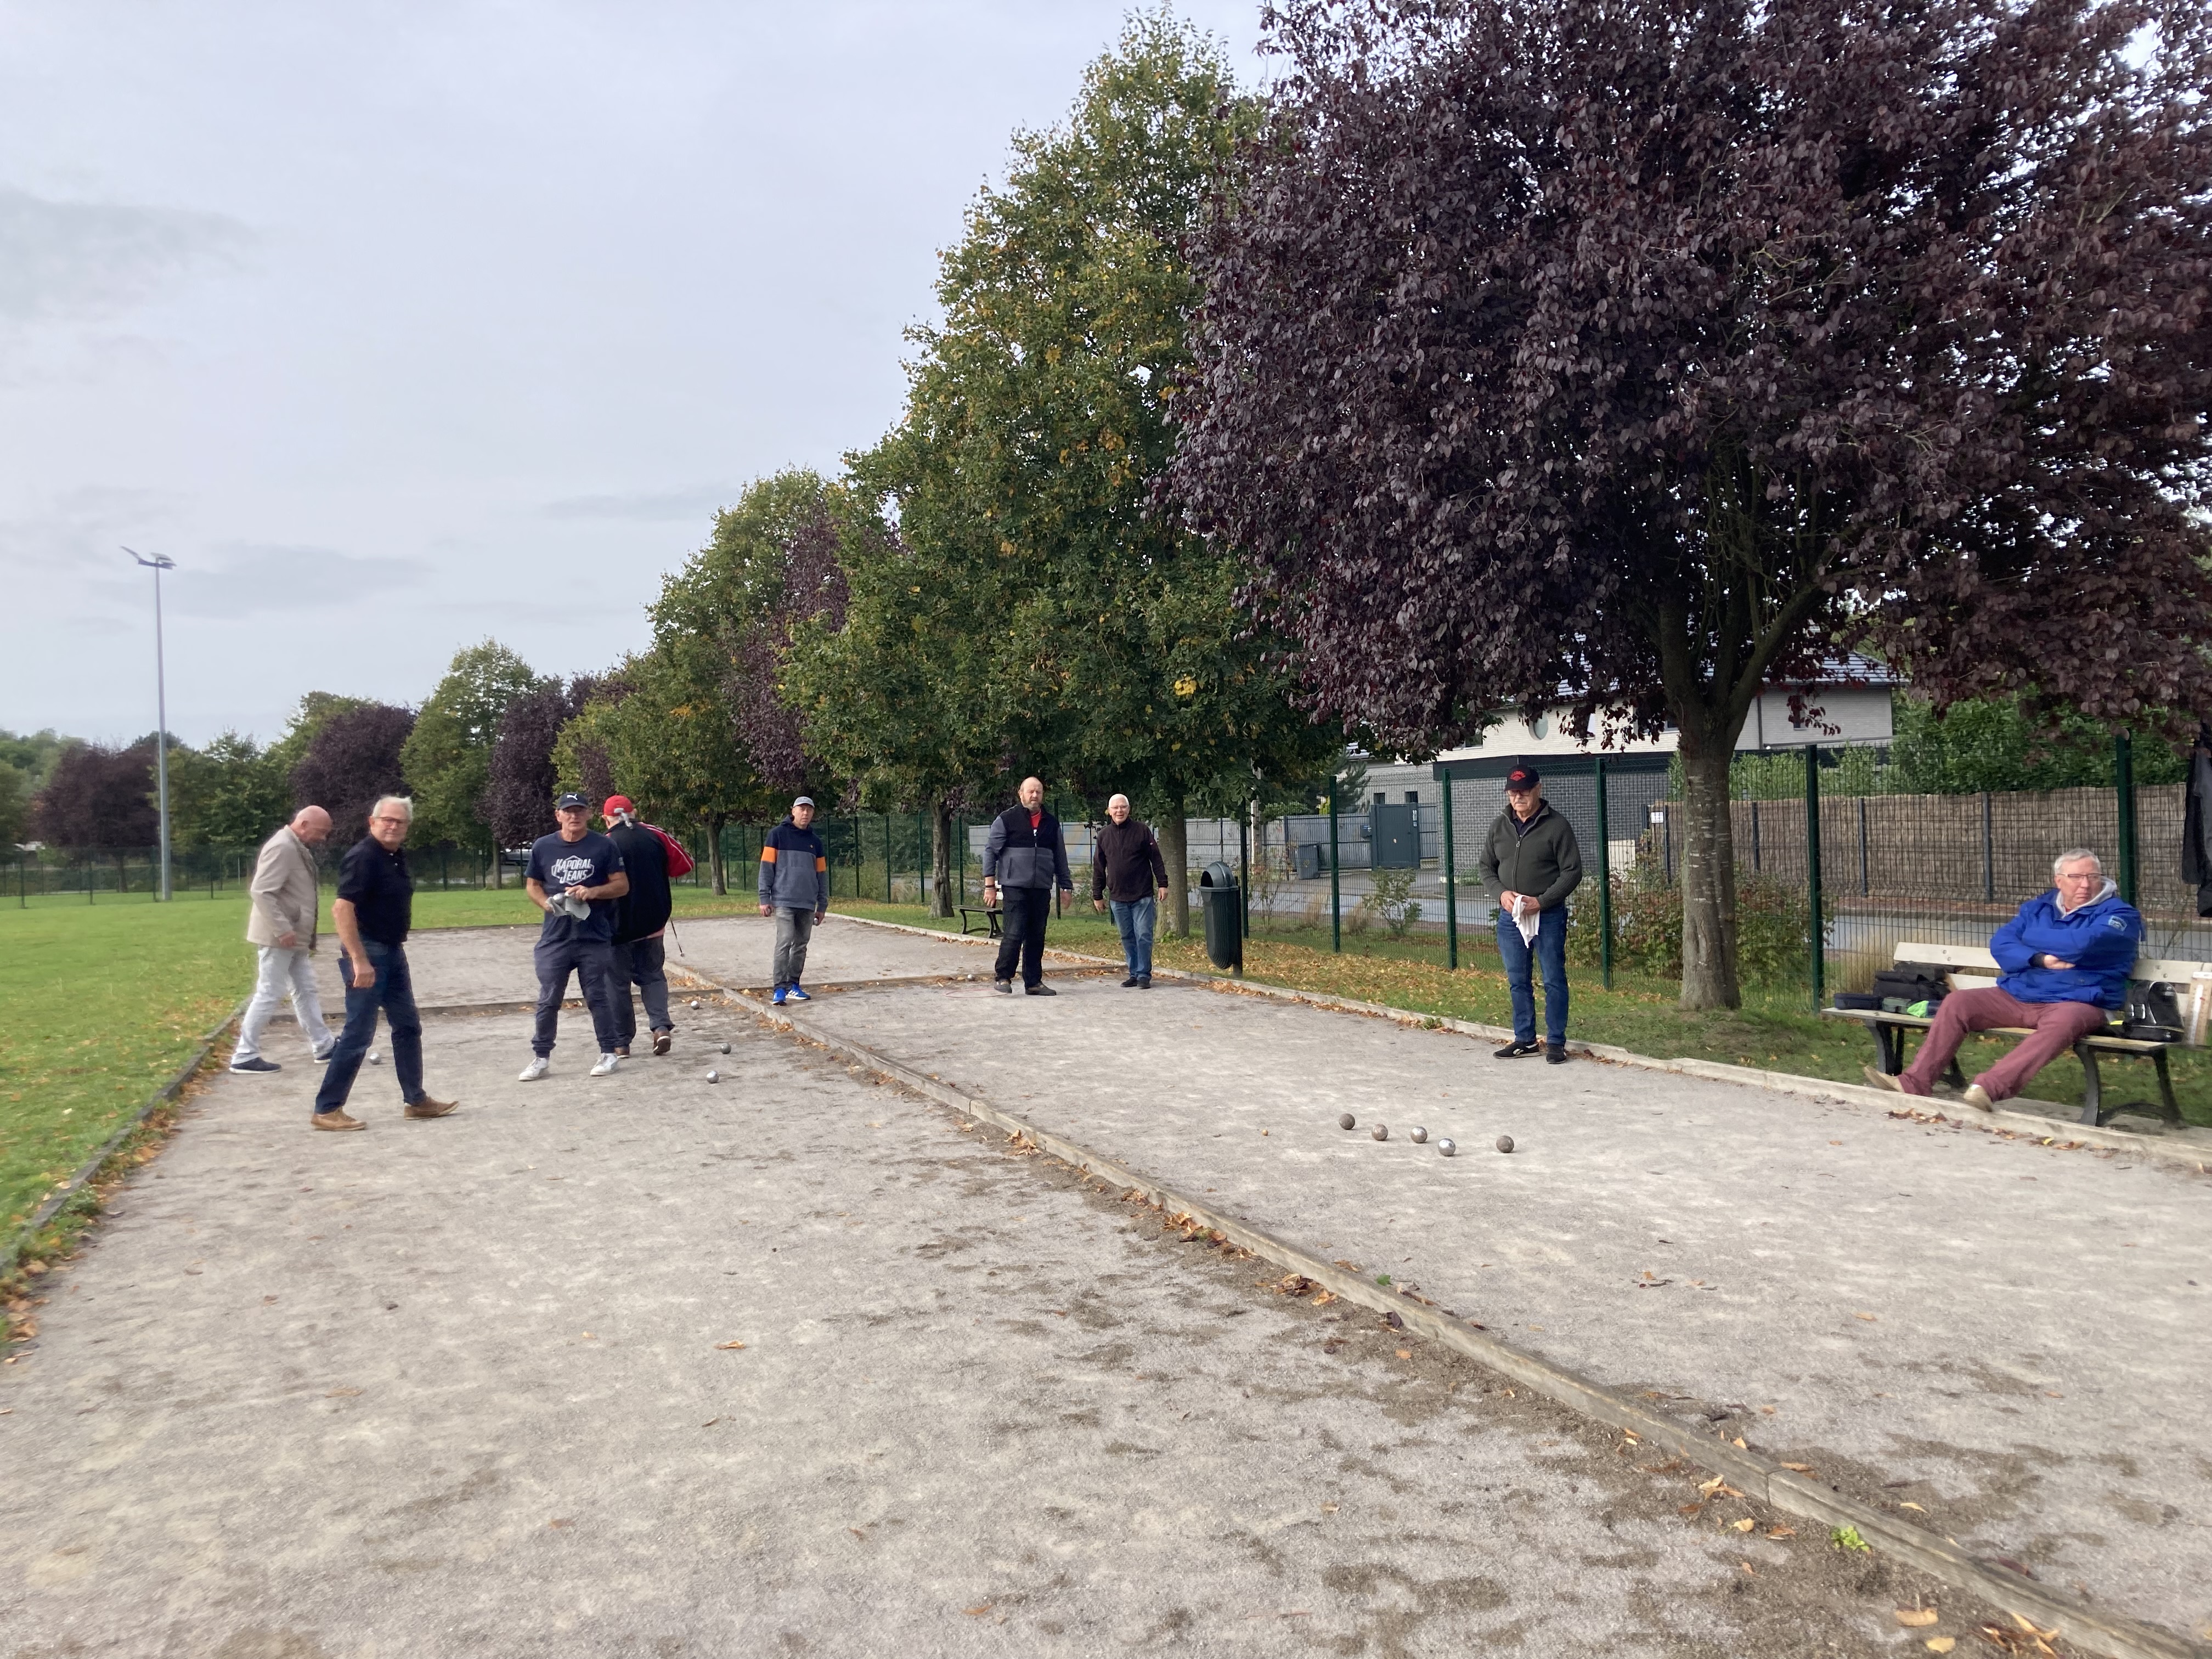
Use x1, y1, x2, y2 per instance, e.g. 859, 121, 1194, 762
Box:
1359, 867, 1423, 938
1566, 869, 1831, 984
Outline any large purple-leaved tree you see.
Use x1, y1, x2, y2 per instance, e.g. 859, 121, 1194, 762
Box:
290, 703, 415, 845
479, 678, 596, 853
1171, 0, 2212, 1007
31, 740, 158, 849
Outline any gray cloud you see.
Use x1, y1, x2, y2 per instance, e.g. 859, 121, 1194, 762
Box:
165, 545, 428, 619
541, 486, 737, 522
0, 187, 250, 321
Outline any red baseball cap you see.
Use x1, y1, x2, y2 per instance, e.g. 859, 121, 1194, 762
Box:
602, 794, 635, 816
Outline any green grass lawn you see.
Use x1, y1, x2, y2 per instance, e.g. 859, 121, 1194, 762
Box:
0, 883, 776, 1240
7, 883, 2201, 1245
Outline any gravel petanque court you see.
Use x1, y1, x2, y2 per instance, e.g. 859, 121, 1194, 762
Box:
769, 925, 2212, 1646
0, 918, 2203, 1655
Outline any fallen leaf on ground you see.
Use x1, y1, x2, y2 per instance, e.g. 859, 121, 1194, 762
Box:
1924, 1640, 1955, 1654
1895, 1609, 1939, 1628
1739, 1560, 1756, 1575
549, 1518, 573, 1529
714, 1340, 747, 1351
1395, 1348, 1412, 1359
1678, 1503, 1706, 1517
1765, 1525, 1796, 1539
1730, 1517, 1757, 1533
1900, 1501, 1927, 1512
1319, 1502, 1339, 1513
963, 1604, 992, 1617
849, 1527, 866, 1540
1854, 1312, 1878, 1322
1733, 1436, 1748, 1449
1312, 1290, 1336, 1307
323, 1387, 362, 1398
1781, 1462, 1814, 1474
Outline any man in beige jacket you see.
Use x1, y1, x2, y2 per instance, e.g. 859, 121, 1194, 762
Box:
230, 806, 334, 1074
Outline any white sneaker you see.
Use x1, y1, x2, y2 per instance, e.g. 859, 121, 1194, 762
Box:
589, 1052, 620, 1077
518, 1056, 550, 1082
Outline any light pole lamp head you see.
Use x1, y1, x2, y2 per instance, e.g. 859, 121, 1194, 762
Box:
122, 546, 176, 571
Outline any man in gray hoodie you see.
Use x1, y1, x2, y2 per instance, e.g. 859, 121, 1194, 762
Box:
1478, 765, 1583, 1063
758, 795, 830, 1005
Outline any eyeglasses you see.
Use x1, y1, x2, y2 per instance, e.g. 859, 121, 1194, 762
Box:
371, 815, 408, 826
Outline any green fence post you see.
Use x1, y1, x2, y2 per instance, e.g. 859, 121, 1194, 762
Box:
1328, 776, 1342, 953
883, 813, 893, 905
1440, 766, 1458, 970
1239, 808, 1251, 938
2114, 730, 2138, 905
1805, 744, 1824, 1012
1594, 757, 1612, 990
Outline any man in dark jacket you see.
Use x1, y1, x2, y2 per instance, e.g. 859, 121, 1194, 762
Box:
602, 794, 675, 1056
1478, 765, 1583, 1063
983, 776, 1074, 996
1091, 792, 1170, 988
1866, 848, 2141, 1111
759, 795, 829, 1005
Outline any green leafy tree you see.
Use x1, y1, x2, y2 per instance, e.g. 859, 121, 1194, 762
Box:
0, 729, 69, 806
265, 693, 371, 787
0, 759, 24, 849
401, 640, 541, 866
556, 642, 769, 894
854, 10, 1337, 933
168, 732, 290, 848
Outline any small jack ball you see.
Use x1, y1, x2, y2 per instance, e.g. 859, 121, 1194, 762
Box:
1409, 1126, 1428, 1144
1436, 1138, 1457, 1156
689, 998, 701, 1009
1371, 1124, 1389, 1142
367, 1051, 381, 1065
1338, 1113, 1356, 1130
1496, 1135, 1515, 1154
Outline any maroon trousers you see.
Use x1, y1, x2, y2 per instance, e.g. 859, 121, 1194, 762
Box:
1897, 986, 2110, 1101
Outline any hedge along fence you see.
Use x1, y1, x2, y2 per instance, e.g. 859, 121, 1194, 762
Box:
1566, 870, 1833, 985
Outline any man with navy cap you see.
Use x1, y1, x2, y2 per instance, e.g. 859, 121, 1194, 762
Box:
1479, 764, 1583, 1063
759, 794, 829, 1005
520, 792, 629, 1080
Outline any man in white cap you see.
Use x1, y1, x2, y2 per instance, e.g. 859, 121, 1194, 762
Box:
520, 791, 629, 1079
758, 794, 828, 1005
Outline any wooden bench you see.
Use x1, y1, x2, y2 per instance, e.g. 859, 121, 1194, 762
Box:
1821, 941, 2187, 1127
957, 905, 1002, 939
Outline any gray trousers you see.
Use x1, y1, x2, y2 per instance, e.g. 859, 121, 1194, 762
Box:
773, 907, 816, 989
234, 944, 332, 1062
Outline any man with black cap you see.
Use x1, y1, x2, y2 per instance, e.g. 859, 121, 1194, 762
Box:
758, 794, 828, 1005
1479, 764, 1583, 1063
520, 792, 629, 1080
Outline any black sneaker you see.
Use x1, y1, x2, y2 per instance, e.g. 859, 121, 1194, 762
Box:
1137, 975, 1152, 988
1025, 983, 1058, 997
1492, 1040, 1539, 1060
994, 979, 1014, 995
229, 1056, 281, 1074
1121, 976, 1139, 988
1544, 1045, 1570, 1065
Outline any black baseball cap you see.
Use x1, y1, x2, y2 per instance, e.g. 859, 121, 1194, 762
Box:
1504, 766, 1541, 789
555, 792, 588, 809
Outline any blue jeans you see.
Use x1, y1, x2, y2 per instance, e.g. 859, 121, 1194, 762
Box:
1496, 906, 1568, 1047
1110, 896, 1156, 979
313, 940, 425, 1114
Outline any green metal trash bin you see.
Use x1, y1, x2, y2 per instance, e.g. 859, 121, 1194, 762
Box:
1200, 860, 1243, 971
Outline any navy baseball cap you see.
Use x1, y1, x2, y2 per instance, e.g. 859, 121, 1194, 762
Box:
1504, 766, 1541, 789
555, 792, 588, 809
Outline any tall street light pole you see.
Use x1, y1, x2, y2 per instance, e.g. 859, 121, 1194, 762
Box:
123, 547, 176, 901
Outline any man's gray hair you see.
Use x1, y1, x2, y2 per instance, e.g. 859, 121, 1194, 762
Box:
2052, 846, 2101, 877
372, 795, 414, 821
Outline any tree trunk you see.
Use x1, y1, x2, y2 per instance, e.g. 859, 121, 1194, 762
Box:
1158, 804, 1189, 936
1677, 745, 1741, 1010
930, 800, 955, 918
708, 814, 727, 896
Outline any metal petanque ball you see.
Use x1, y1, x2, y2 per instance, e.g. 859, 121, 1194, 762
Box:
1436, 1138, 1457, 1157
1409, 1125, 1427, 1144
719, 1042, 731, 1054
706, 1069, 720, 1084
689, 998, 701, 1009
1496, 1135, 1515, 1154
1371, 1124, 1389, 1142
368, 1051, 381, 1065
1338, 1113, 1356, 1131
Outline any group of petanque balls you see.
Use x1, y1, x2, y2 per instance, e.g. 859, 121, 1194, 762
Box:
1338, 1111, 1513, 1156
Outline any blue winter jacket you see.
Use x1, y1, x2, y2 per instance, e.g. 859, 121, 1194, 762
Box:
1988, 881, 2142, 1011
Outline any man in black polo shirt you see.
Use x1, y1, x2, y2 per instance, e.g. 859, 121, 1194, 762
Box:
311, 795, 458, 1131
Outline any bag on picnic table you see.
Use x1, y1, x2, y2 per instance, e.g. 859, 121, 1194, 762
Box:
1872, 963, 1950, 1012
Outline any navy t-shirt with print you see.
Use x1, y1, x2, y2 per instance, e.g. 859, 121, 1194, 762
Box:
526, 830, 625, 944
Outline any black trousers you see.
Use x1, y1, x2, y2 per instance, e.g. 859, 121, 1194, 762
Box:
993, 887, 1053, 988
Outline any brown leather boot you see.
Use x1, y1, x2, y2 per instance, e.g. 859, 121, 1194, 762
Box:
312, 1109, 366, 1131
404, 1096, 459, 1119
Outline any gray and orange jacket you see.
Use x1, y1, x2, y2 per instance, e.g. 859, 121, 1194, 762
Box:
759, 818, 829, 913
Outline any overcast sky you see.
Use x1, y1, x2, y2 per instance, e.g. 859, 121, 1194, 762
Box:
0, 2, 1267, 748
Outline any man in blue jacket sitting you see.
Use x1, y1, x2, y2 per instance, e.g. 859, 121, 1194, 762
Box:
1869, 847, 2141, 1111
